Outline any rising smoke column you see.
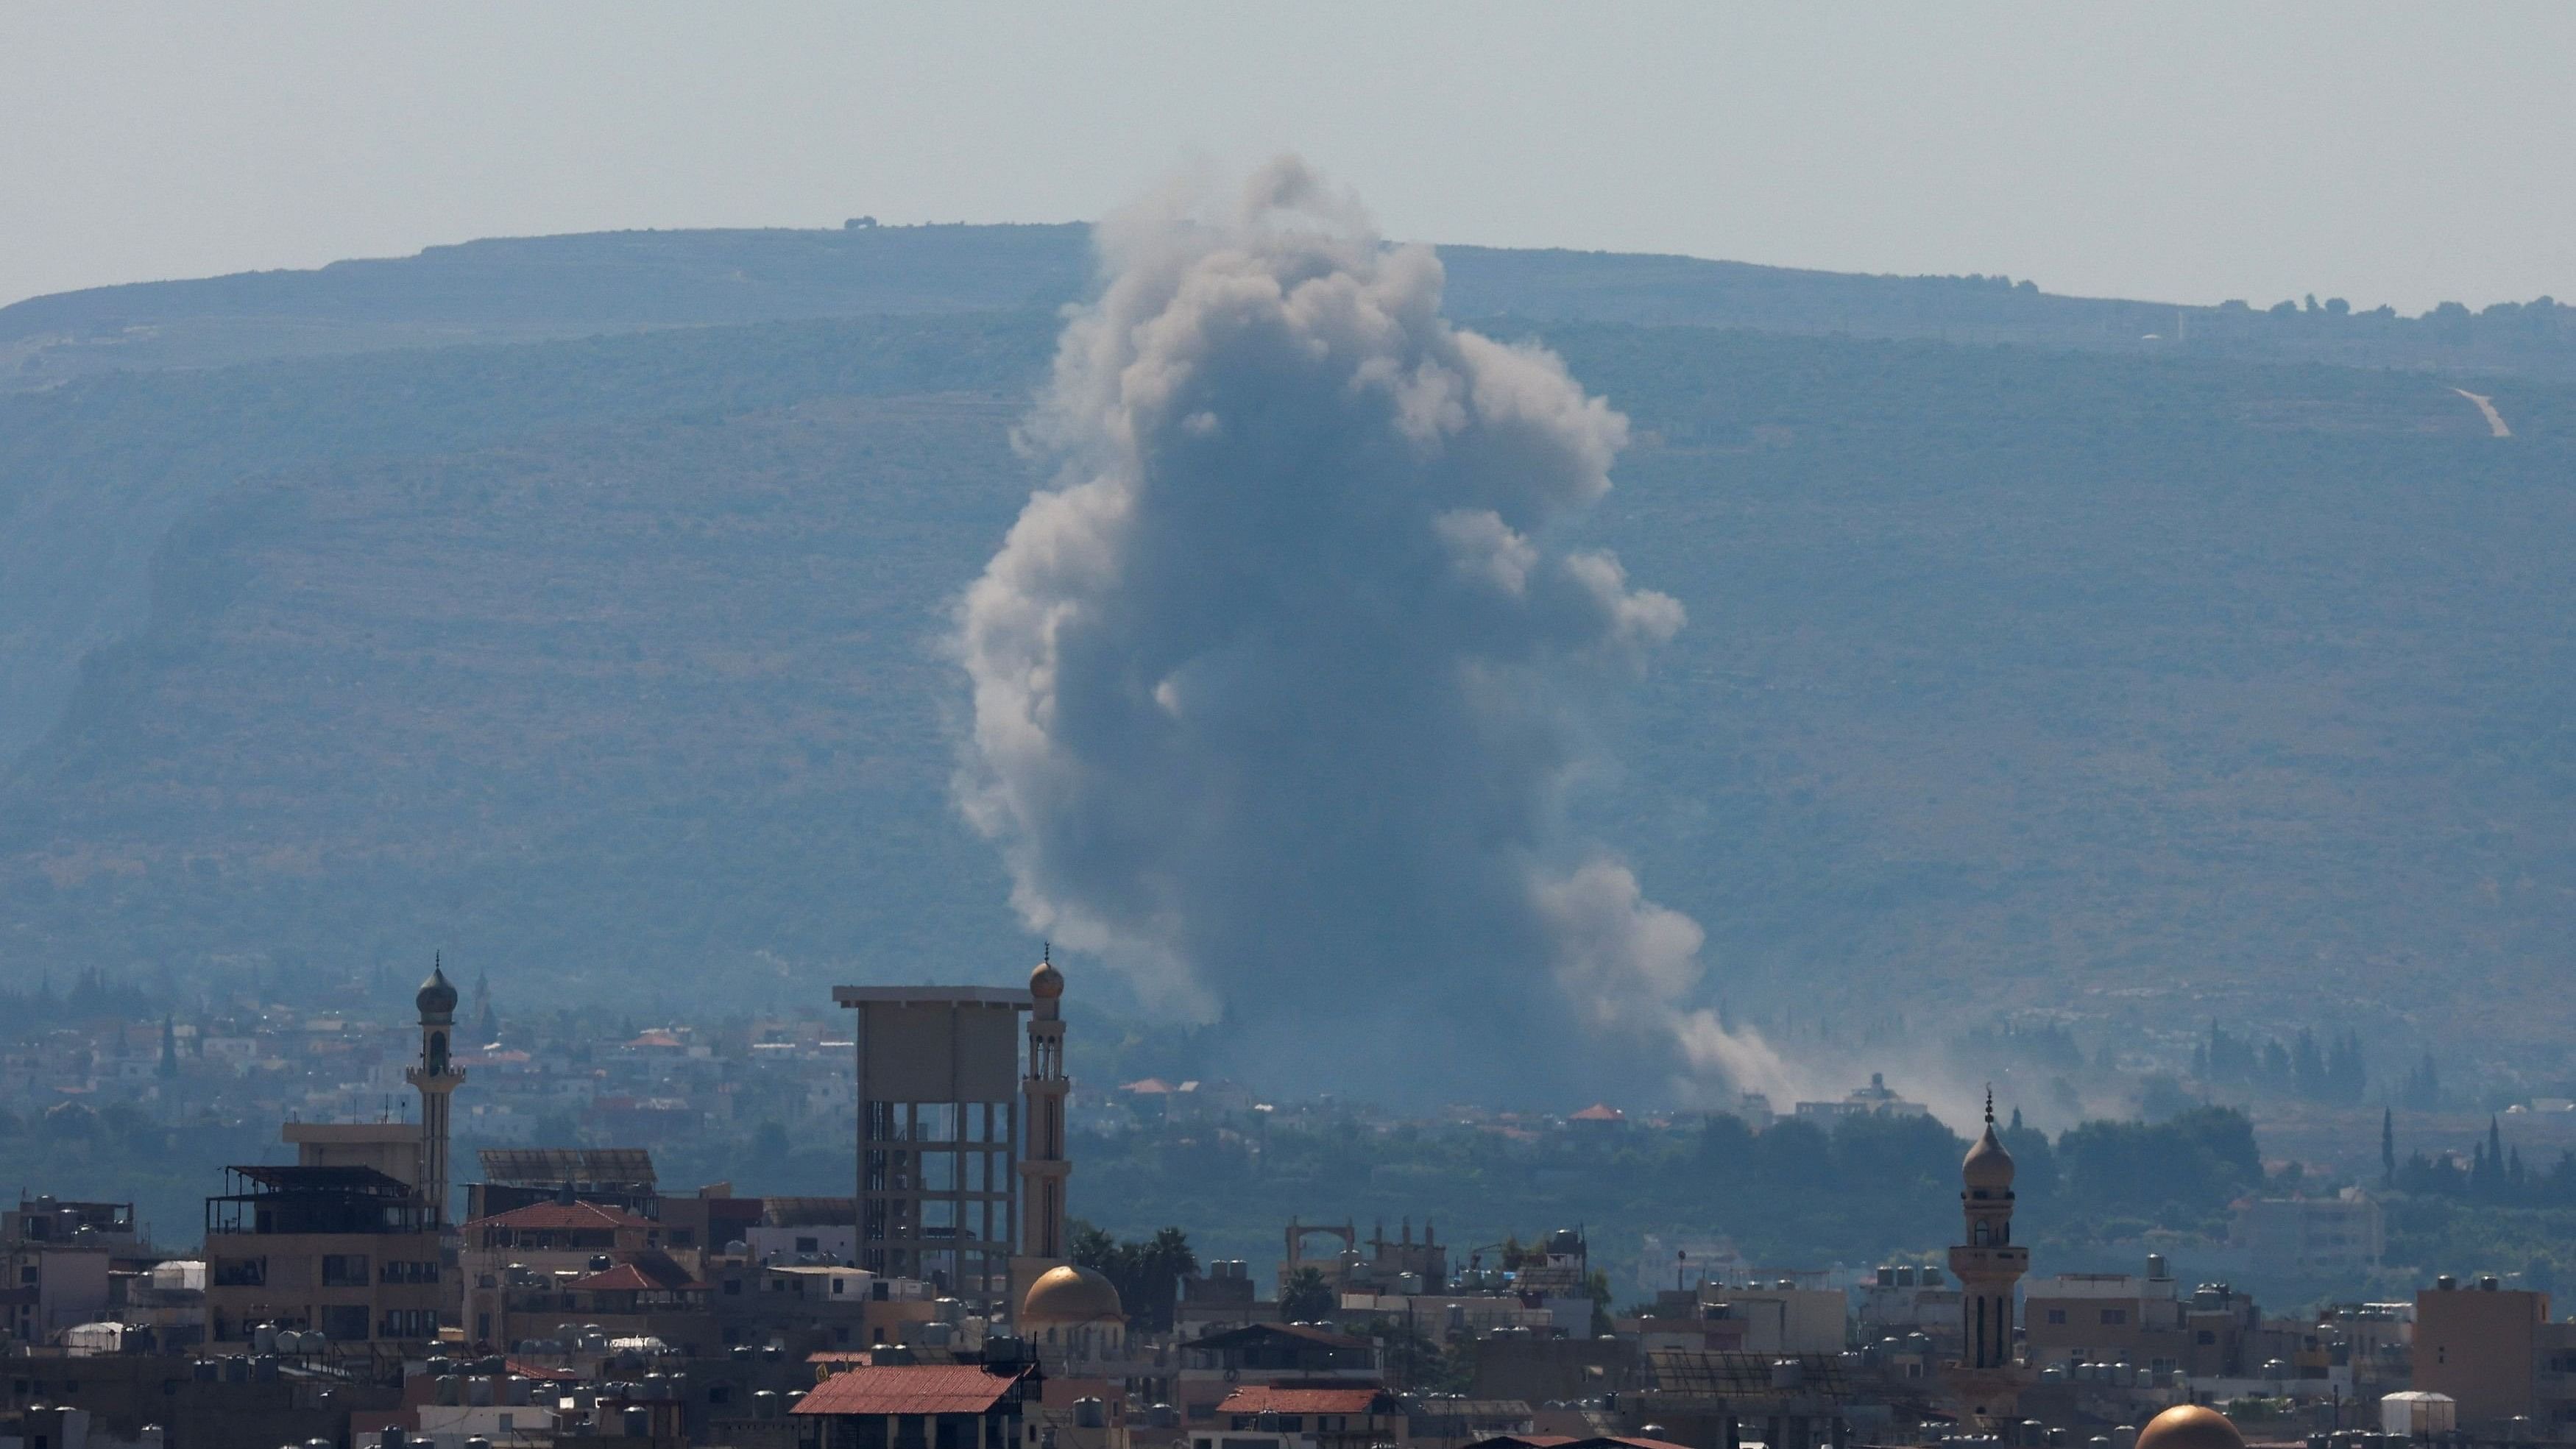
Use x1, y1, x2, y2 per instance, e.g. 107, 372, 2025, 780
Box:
957, 159, 1780, 1102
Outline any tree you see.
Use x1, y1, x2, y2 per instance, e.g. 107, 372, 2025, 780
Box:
1365, 1317, 1459, 1392
1070, 1224, 1196, 1331
1134, 1227, 1197, 1332
2402, 1052, 2442, 1112
1279, 1266, 1336, 1322
1069, 1222, 1119, 1272
2293, 1030, 2324, 1099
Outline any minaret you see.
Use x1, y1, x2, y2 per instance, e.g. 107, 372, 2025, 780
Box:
405, 957, 467, 1228
1947, 1088, 2028, 1426
1019, 948, 1071, 1266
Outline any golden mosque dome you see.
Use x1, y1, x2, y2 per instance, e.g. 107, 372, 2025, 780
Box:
2135, 1404, 2246, 1449
1022, 1264, 1123, 1326
1030, 949, 1064, 1002
1962, 1119, 2015, 1191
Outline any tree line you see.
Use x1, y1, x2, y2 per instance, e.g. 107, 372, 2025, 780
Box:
2194, 1020, 2368, 1105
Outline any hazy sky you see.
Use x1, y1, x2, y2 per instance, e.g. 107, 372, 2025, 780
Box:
5, 3, 2570, 313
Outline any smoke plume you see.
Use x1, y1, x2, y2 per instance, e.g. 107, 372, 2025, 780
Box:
957, 159, 1778, 1102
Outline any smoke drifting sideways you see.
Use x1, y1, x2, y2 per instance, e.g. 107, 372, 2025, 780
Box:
955, 158, 1786, 1105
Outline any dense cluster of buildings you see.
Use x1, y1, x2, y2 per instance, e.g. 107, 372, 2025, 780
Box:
0, 959, 2563, 1449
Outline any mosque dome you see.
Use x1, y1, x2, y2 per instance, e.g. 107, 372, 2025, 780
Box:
2134, 1405, 2245, 1449
1021, 1264, 1123, 1326
1030, 954, 1064, 1002
416, 963, 459, 1019
1962, 1120, 2015, 1191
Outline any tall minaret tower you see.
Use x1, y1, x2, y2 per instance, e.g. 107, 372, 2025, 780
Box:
1017, 949, 1071, 1278
405, 957, 467, 1228
1947, 1088, 2028, 1426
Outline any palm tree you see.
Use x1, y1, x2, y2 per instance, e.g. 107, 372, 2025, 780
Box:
1138, 1227, 1197, 1331
1279, 1266, 1336, 1322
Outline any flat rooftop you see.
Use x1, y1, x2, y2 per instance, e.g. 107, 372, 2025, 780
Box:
832, 987, 1032, 1007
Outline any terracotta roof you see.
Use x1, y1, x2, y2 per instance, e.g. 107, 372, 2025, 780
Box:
568, 1261, 700, 1293
793, 1364, 1027, 1417
1569, 1103, 1626, 1122
467, 1200, 654, 1232
1220, 1386, 1394, 1416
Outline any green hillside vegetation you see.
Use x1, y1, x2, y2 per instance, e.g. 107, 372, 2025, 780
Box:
0, 311, 1056, 759
9, 225, 2574, 391
3, 309, 2572, 1085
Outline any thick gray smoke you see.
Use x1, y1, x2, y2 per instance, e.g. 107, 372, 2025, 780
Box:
957, 159, 1783, 1102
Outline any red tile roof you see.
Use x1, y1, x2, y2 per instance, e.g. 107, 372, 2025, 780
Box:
1569, 1103, 1626, 1122
793, 1364, 1027, 1417
567, 1261, 700, 1293
1220, 1386, 1393, 1416
467, 1200, 654, 1232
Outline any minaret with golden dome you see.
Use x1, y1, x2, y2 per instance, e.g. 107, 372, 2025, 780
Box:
1018, 948, 1071, 1266
403, 957, 467, 1228
1947, 1088, 2028, 1425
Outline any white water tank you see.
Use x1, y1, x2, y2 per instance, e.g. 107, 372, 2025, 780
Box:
2382, 1392, 2456, 1438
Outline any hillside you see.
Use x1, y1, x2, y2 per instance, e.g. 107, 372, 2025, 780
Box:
4, 310, 2572, 1097
9, 224, 2575, 392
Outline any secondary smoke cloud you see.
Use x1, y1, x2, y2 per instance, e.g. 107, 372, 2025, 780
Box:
957, 159, 1780, 1102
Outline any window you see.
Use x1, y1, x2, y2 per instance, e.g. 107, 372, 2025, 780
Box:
2197, 1331, 2216, 1345
381, 1261, 438, 1284
2100, 1309, 2128, 1325
798, 1236, 821, 1253
213, 1258, 266, 1288
2045, 1310, 2067, 1325
321, 1304, 369, 1340
381, 1308, 439, 1340
321, 1255, 369, 1287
